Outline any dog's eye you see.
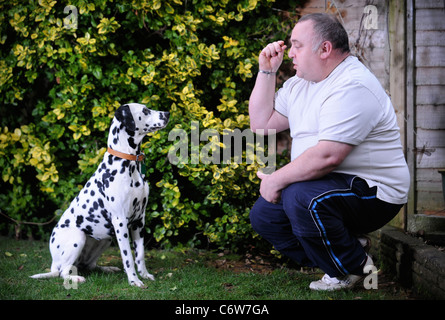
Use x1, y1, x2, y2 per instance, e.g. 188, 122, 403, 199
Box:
142, 108, 151, 116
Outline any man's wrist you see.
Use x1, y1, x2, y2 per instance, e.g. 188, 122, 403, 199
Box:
259, 69, 276, 75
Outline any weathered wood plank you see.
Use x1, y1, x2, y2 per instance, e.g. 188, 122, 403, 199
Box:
417, 191, 444, 212
415, 0, 445, 9
417, 180, 443, 193
406, 0, 416, 218
416, 85, 445, 105
416, 168, 444, 182
415, 46, 445, 67
416, 31, 445, 47
416, 147, 445, 168
415, 9, 445, 31
416, 67, 445, 85
416, 129, 445, 147
389, 0, 406, 169
416, 105, 445, 129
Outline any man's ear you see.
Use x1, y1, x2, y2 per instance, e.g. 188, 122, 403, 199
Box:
319, 41, 333, 59
115, 104, 136, 131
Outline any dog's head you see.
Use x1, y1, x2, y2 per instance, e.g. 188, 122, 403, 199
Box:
115, 103, 170, 135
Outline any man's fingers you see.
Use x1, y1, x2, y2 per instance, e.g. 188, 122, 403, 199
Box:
261, 41, 286, 58
256, 171, 269, 180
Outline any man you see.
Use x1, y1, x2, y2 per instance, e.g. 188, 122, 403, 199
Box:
248, 13, 410, 291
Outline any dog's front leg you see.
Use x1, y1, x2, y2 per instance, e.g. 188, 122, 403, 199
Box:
112, 217, 144, 287
131, 225, 155, 281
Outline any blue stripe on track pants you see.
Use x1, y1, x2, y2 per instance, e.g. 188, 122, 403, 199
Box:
250, 173, 402, 277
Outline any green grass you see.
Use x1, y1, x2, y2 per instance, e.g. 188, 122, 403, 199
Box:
0, 236, 414, 300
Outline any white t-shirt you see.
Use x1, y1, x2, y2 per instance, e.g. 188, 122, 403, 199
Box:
274, 56, 410, 205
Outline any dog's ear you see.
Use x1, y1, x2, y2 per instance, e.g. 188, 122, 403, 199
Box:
115, 104, 136, 131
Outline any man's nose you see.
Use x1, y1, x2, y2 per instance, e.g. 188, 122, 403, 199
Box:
288, 48, 294, 59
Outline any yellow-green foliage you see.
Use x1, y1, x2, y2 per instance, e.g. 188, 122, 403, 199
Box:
0, 0, 294, 249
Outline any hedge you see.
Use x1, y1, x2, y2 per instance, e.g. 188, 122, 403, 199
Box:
0, 0, 295, 250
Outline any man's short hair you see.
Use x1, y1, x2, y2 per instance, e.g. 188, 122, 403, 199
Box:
298, 13, 350, 54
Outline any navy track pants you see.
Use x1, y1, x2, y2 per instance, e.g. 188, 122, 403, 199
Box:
250, 173, 402, 277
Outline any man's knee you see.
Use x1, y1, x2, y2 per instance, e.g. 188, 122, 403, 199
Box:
281, 182, 311, 212
249, 197, 268, 234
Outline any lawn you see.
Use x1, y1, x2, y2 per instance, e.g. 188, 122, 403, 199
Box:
0, 236, 416, 301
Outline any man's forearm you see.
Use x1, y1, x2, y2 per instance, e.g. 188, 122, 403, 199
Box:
249, 71, 277, 132
275, 143, 346, 187
258, 141, 354, 202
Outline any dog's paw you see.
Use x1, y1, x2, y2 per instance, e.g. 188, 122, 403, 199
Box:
140, 270, 155, 281
144, 273, 155, 281
65, 275, 86, 283
130, 279, 147, 288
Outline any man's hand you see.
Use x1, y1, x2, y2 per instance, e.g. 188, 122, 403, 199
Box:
257, 171, 282, 204
259, 40, 287, 73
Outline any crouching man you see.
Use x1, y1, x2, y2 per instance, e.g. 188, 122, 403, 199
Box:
249, 13, 410, 291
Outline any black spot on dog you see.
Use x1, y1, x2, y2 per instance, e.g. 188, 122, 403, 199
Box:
82, 225, 93, 236
115, 104, 136, 132
60, 219, 70, 228
128, 137, 137, 149
76, 215, 84, 227
131, 218, 144, 231
160, 111, 170, 121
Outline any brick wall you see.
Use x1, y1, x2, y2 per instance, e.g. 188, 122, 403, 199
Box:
370, 226, 445, 299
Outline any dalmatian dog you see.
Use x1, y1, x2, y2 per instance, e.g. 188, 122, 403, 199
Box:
30, 103, 169, 287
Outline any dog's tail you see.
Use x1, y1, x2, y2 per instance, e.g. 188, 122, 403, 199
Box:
30, 271, 59, 279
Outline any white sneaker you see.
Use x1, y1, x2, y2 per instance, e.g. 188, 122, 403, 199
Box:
357, 235, 371, 253
309, 255, 373, 291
